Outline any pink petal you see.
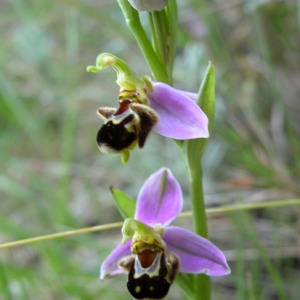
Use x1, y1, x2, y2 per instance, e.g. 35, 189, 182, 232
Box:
134, 168, 183, 227
149, 82, 209, 139
164, 226, 230, 276
100, 240, 131, 280
179, 90, 198, 102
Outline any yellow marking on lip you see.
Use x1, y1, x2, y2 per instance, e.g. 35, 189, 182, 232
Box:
135, 286, 141, 293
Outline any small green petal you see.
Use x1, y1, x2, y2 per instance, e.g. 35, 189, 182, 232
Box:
111, 188, 136, 219
197, 61, 215, 134
183, 62, 215, 166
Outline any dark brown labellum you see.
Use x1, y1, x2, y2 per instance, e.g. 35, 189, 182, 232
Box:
130, 103, 159, 148
97, 114, 137, 152
122, 252, 179, 300
96, 100, 159, 153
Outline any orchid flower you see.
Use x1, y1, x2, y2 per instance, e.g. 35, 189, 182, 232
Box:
87, 53, 209, 163
101, 168, 230, 299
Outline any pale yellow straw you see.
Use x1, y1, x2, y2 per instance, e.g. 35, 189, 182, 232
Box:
0, 198, 299, 250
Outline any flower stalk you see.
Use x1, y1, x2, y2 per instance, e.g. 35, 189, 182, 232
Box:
189, 163, 211, 300
117, 0, 170, 83
180, 62, 215, 300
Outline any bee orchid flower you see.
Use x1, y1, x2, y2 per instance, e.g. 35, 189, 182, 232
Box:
100, 168, 230, 299
87, 53, 209, 163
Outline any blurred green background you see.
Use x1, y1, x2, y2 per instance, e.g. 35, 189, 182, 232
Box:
1, 0, 299, 299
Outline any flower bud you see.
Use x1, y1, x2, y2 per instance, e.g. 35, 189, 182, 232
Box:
128, 0, 167, 12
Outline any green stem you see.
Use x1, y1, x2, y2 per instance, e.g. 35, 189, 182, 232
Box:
189, 163, 207, 237
148, 0, 178, 81
188, 162, 211, 300
165, 0, 178, 78
149, 10, 168, 66
181, 62, 214, 299
117, 0, 170, 83
148, 13, 161, 63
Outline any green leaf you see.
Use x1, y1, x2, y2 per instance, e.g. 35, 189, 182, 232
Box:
197, 61, 215, 133
183, 62, 215, 169
176, 273, 195, 298
110, 188, 136, 219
